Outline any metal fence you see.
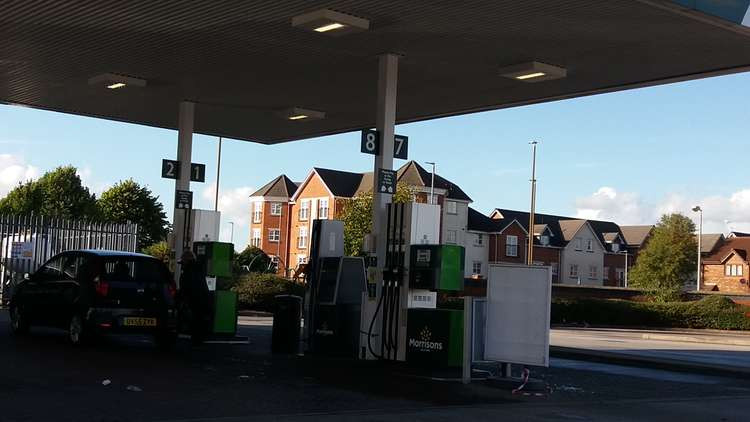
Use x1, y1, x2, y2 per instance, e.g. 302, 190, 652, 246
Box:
0, 214, 138, 303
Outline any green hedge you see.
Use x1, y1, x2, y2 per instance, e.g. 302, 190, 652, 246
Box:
231, 273, 304, 312
552, 295, 750, 330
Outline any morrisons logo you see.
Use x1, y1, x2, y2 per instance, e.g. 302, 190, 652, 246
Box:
408, 326, 443, 351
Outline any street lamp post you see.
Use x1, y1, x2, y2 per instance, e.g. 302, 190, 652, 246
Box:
527, 141, 538, 266
425, 161, 436, 204
692, 206, 703, 291
622, 250, 628, 288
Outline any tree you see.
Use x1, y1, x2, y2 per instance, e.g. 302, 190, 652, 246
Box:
142, 241, 171, 263
629, 213, 697, 301
234, 246, 271, 274
98, 179, 169, 249
0, 180, 44, 215
0, 166, 98, 219
37, 166, 99, 219
340, 182, 414, 256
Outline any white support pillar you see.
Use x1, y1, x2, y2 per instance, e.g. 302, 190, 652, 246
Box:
365, 53, 399, 359
174, 101, 195, 284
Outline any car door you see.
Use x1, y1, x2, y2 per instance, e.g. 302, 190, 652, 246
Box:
25, 254, 67, 325
57, 253, 84, 326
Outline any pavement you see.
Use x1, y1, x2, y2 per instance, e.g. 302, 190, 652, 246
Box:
550, 327, 750, 376
2, 312, 750, 421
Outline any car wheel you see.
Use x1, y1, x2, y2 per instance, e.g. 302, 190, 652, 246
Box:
9, 305, 30, 335
68, 314, 88, 346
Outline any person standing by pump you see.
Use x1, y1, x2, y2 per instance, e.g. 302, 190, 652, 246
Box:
179, 250, 210, 344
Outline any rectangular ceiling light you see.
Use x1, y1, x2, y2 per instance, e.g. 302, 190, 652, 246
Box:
88, 73, 147, 89
278, 107, 325, 121
292, 9, 369, 36
499, 62, 567, 83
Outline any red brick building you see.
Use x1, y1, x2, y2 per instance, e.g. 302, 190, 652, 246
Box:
701, 237, 750, 294
248, 175, 298, 275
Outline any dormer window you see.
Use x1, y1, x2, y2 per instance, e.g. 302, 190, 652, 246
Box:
612, 242, 620, 253
540, 235, 549, 246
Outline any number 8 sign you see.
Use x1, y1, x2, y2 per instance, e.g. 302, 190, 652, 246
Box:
361, 129, 380, 155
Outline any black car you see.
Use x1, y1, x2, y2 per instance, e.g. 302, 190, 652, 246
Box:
8, 250, 178, 348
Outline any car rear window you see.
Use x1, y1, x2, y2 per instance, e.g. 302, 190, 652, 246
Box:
100, 257, 169, 284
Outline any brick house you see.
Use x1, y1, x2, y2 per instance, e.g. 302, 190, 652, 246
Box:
465, 208, 636, 286
247, 175, 299, 274
701, 237, 750, 294
288, 167, 366, 270
259, 161, 470, 277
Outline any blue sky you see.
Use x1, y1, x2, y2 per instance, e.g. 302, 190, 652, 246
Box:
2, 71, 750, 249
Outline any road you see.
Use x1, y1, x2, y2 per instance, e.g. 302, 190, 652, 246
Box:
1, 311, 750, 421
551, 327, 750, 372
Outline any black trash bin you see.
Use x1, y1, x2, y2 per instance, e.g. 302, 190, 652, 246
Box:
272, 295, 302, 354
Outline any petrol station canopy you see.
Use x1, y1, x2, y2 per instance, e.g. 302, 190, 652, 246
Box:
1, 0, 750, 144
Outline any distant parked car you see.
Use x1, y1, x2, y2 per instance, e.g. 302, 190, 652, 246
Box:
8, 250, 178, 348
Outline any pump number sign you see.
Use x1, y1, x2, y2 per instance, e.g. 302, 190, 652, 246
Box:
360, 130, 408, 160
161, 159, 206, 182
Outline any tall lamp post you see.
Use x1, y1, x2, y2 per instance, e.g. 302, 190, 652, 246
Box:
425, 161, 436, 204
527, 141, 538, 266
621, 250, 629, 288
692, 206, 703, 291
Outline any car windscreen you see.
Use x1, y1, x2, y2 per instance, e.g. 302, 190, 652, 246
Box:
100, 257, 168, 284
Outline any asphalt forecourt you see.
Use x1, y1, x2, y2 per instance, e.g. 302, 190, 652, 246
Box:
2, 311, 750, 422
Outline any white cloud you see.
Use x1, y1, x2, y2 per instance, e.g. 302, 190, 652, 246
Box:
76, 166, 111, 196
574, 187, 645, 224
201, 183, 255, 249
575, 186, 750, 234
0, 154, 38, 197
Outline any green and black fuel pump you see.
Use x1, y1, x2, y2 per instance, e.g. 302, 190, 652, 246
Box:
192, 241, 238, 337
406, 244, 465, 368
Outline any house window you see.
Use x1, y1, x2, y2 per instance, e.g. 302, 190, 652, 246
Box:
575, 238, 582, 251
270, 202, 282, 216
616, 268, 625, 282
586, 239, 594, 252
268, 229, 280, 242
318, 198, 329, 219
298, 227, 308, 249
297, 255, 307, 265
299, 200, 310, 221
476, 233, 483, 246
446, 201, 458, 215
540, 235, 550, 246
446, 230, 457, 244
611, 242, 620, 253
251, 229, 261, 247
603, 266, 609, 281
569, 264, 578, 278
472, 261, 482, 275
253, 202, 262, 223
589, 265, 597, 279
551, 262, 559, 276
726, 264, 743, 277
506, 235, 518, 257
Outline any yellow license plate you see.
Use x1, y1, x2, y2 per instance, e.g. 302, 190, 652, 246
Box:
122, 317, 157, 327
